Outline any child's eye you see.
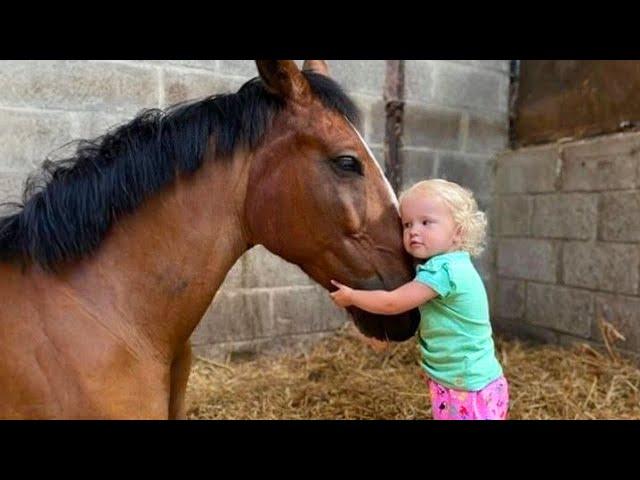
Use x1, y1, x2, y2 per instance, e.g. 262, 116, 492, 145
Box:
422, 220, 430, 226
403, 222, 411, 228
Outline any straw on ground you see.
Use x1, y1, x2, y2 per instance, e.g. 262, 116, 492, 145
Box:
186, 322, 640, 419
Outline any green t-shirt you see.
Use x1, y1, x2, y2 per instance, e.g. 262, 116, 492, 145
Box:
414, 251, 503, 391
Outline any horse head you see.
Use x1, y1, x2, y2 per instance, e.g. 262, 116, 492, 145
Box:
245, 60, 419, 341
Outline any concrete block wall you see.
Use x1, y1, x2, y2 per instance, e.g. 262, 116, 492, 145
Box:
494, 131, 640, 356
400, 60, 511, 304
0, 60, 511, 360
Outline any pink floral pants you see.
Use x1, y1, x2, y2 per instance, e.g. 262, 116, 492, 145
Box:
424, 374, 509, 420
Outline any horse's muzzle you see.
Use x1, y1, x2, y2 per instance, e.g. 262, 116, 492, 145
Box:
348, 306, 420, 342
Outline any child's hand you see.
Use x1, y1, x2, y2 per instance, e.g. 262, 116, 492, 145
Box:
329, 280, 354, 308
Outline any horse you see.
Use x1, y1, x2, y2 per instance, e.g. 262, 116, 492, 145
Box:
0, 60, 419, 419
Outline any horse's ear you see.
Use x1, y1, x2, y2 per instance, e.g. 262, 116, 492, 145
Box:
256, 60, 310, 100
302, 60, 330, 77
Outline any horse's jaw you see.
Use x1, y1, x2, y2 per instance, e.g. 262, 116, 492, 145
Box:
347, 306, 420, 342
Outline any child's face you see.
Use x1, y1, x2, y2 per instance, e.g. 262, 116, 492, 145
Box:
400, 192, 461, 260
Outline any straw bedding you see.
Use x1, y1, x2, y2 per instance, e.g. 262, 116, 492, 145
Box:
186, 321, 640, 419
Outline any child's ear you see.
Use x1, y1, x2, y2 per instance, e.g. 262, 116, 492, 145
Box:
453, 224, 463, 244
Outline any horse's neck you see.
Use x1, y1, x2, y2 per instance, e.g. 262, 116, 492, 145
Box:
51, 150, 252, 360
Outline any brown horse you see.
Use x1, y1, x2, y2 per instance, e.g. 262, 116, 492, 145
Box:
0, 60, 419, 419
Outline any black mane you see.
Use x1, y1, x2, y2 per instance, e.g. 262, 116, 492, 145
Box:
0, 71, 360, 271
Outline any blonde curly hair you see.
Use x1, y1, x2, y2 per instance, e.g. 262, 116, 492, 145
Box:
399, 179, 487, 257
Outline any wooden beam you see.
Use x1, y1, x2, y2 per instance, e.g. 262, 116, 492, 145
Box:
383, 60, 405, 193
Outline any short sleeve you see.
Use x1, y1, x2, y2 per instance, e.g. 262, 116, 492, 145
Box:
415, 259, 453, 298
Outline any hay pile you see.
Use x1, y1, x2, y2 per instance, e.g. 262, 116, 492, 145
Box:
185, 322, 640, 419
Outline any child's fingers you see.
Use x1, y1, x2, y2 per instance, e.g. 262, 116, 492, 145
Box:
331, 279, 350, 290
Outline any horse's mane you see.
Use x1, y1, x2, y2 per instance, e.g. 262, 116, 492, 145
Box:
0, 71, 360, 271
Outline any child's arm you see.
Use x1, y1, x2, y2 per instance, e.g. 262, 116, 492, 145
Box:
329, 279, 437, 315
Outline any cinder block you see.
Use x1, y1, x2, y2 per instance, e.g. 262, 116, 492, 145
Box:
400, 148, 437, 190
431, 62, 506, 112
154, 60, 218, 71
369, 98, 386, 145
497, 238, 557, 282
497, 195, 532, 236
403, 102, 462, 150
191, 331, 336, 361
326, 60, 385, 96
0, 108, 77, 171
531, 193, 598, 240
271, 286, 349, 336
239, 246, 314, 288
218, 60, 259, 79
436, 152, 494, 196
495, 278, 525, 319
193, 290, 271, 344
563, 241, 639, 294
162, 70, 245, 106
526, 283, 593, 338
465, 110, 508, 154
561, 132, 640, 191
404, 60, 435, 103
0, 61, 158, 114
496, 145, 560, 193
450, 60, 510, 73
350, 94, 384, 145
0, 171, 27, 204
492, 317, 560, 345
599, 191, 640, 242
73, 111, 133, 142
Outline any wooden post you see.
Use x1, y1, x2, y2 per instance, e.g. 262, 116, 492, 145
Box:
383, 60, 405, 193
508, 60, 520, 149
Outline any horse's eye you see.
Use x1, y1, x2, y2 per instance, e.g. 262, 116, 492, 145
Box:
332, 156, 363, 175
